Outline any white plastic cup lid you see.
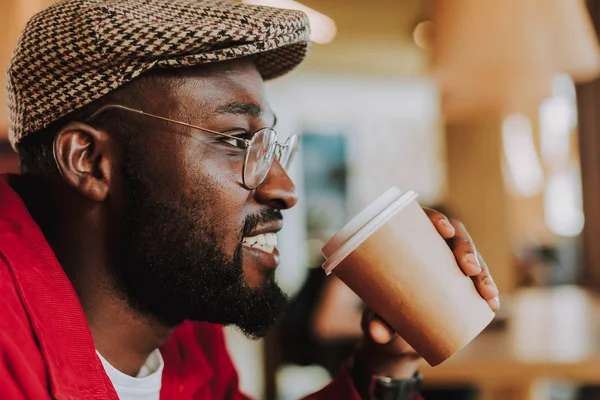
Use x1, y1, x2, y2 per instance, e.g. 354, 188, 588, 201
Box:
321, 187, 418, 275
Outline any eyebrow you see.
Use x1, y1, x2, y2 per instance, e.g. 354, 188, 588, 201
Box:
216, 101, 277, 127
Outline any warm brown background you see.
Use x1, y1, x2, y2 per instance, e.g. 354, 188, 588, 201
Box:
1, 0, 598, 295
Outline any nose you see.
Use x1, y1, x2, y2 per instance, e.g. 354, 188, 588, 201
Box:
253, 160, 298, 210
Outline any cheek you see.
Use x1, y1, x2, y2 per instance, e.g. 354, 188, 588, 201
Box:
148, 138, 250, 251
180, 153, 250, 247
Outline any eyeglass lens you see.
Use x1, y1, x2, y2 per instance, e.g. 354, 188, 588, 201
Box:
244, 128, 277, 189
243, 129, 299, 189
278, 135, 299, 170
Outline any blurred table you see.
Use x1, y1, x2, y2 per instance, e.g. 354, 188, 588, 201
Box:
420, 286, 600, 400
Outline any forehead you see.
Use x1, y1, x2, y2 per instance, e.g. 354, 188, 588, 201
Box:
143, 59, 273, 122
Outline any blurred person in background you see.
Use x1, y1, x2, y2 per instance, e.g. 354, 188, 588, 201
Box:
0, 0, 499, 399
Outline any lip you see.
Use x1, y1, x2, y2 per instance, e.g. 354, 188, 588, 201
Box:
242, 220, 283, 270
245, 221, 283, 237
242, 245, 280, 269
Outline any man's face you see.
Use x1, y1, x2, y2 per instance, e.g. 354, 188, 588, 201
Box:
107, 60, 298, 338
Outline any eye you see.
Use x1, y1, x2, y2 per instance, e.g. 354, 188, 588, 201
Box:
218, 131, 249, 149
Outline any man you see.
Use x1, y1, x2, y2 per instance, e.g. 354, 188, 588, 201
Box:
0, 0, 500, 399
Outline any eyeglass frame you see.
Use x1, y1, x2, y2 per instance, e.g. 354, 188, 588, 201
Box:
79, 104, 298, 190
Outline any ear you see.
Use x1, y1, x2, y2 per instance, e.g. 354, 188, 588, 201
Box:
53, 122, 114, 202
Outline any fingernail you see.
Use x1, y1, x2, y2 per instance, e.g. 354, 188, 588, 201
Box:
441, 219, 455, 234
464, 253, 482, 272
489, 296, 500, 310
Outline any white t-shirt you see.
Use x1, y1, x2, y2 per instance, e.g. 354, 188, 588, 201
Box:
97, 349, 164, 400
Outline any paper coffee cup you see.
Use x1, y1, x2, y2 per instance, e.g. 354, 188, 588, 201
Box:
321, 187, 495, 366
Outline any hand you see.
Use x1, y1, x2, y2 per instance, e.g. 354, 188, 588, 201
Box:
354, 208, 499, 379
423, 208, 500, 311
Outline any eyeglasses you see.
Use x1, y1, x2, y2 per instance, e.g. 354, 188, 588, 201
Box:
85, 104, 299, 190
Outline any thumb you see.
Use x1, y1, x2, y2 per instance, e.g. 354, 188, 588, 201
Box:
362, 309, 395, 344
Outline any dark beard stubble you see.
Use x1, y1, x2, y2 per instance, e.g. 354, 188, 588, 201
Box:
109, 141, 288, 339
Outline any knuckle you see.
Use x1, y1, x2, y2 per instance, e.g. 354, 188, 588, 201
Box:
455, 237, 475, 252
477, 273, 494, 286
425, 208, 447, 222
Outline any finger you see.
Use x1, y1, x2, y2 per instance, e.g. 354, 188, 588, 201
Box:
361, 309, 395, 344
423, 208, 455, 239
369, 314, 395, 344
474, 253, 499, 300
382, 334, 420, 358
449, 219, 483, 276
487, 296, 501, 312
474, 272, 500, 300
470, 253, 500, 312
476, 252, 494, 283
360, 307, 374, 335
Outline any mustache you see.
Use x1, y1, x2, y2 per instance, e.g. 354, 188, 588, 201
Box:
243, 209, 283, 237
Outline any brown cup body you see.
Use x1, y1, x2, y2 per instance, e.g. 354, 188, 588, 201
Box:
329, 201, 495, 366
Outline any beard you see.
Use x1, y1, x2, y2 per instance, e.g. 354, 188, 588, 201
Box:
109, 144, 288, 339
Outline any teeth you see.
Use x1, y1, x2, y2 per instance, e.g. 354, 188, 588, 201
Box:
266, 233, 277, 247
242, 233, 277, 254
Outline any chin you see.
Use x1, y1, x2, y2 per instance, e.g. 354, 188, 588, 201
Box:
243, 267, 277, 289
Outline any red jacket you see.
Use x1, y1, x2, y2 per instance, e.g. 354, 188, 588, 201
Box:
0, 175, 421, 399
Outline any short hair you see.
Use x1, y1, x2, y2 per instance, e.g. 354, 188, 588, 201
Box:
16, 124, 59, 177
15, 72, 162, 177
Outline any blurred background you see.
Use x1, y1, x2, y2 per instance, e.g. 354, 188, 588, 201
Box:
3, 1, 600, 400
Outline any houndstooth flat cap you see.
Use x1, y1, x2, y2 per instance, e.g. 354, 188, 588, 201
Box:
6, 0, 310, 149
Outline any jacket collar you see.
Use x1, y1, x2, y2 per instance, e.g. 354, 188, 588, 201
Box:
0, 174, 119, 399
0, 174, 216, 399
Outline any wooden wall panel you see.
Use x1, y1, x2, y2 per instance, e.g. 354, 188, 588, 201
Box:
576, 0, 600, 291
